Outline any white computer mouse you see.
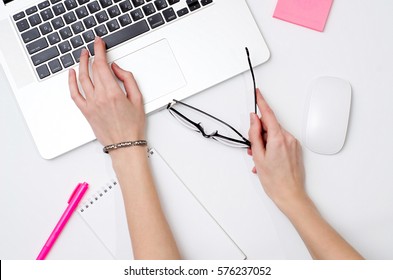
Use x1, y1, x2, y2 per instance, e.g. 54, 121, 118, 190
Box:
303, 77, 352, 155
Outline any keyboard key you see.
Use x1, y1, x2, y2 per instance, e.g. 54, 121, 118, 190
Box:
72, 47, 85, 62
47, 32, 61, 44
82, 30, 95, 43
76, 6, 89, 19
107, 5, 121, 18
131, 8, 144, 21
40, 8, 54, 21
31, 46, 60, 66
51, 17, 65, 29
177, 7, 188, 17
53, 3, 66, 16
59, 26, 73, 39
87, 1, 101, 13
70, 35, 84, 48
26, 37, 49, 54
28, 14, 42, 27
94, 24, 108, 36
51, 0, 62, 4
106, 19, 120, 32
99, 0, 113, 8
89, 20, 149, 55
60, 53, 75, 68
39, 22, 53, 35
21, 28, 40, 43
200, 0, 213, 6
142, 3, 155, 16
118, 14, 132, 26
26, 6, 38, 16
119, 0, 133, 13
64, 0, 78, 10
131, 0, 145, 7
13, 12, 26, 21
162, 7, 176, 22
147, 13, 164, 29
36, 64, 50, 79
48, 59, 63, 73
154, 0, 167, 11
87, 42, 95, 54
16, 19, 30, 32
95, 10, 109, 23
78, 0, 90, 4
83, 16, 97, 28
72, 21, 85, 34
58, 41, 72, 53
186, 0, 200, 11
64, 11, 77, 24
105, 19, 149, 48
168, 0, 179, 4
38, 1, 51, 10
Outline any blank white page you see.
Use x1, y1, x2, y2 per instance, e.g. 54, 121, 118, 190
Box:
79, 148, 246, 260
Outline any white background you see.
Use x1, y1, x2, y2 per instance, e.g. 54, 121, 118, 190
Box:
1, 0, 392, 259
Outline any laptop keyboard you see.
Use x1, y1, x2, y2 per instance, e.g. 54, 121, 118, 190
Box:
12, 0, 214, 80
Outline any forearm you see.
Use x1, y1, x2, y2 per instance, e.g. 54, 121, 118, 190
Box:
111, 148, 180, 260
280, 195, 363, 260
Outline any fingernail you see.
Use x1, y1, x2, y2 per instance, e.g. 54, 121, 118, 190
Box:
81, 48, 87, 55
112, 62, 118, 68
95, 36, 101, 43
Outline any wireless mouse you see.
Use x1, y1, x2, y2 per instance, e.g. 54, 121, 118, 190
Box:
303, 77, 352, 155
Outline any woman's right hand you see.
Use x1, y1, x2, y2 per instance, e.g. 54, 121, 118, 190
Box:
248, 89, 307, 213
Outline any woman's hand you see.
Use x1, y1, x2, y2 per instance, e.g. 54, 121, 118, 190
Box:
248, 89, 307, 213
68, 37, 146, 147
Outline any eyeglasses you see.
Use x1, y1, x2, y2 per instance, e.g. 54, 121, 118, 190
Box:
166, 48, 257, 149
167, 99, 251, 148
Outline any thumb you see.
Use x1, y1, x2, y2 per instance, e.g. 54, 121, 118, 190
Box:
249, 113, 265, 158
111, 62, 143, 104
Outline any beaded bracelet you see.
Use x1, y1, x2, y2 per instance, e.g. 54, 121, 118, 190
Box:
103, 140, 148, 154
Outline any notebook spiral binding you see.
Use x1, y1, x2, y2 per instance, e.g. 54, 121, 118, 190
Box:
79, 179, 119, 214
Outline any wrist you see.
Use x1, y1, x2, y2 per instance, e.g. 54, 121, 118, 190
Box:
275, 191, 315, 218
110, 146, 149, 170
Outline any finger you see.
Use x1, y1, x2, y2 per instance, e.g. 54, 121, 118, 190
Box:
252, 167, 257, 174
78, 48, 94, 99
69, 69, 86, 112
93, 36, 108, 67
256, 89, 281, 137
249, 112, 265, 158
247, 148, 252, 156
111, 62, 143, 104
92, 37, 115, 84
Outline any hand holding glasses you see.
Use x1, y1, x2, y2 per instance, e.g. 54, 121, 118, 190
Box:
167, 48, 257, 149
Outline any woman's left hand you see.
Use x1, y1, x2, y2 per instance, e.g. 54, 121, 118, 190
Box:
68, 36, 146, 146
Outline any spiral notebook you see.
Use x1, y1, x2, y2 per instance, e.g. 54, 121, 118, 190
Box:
78, 148, 246, 260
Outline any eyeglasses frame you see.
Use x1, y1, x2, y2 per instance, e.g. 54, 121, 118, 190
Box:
167, 100, 251, 148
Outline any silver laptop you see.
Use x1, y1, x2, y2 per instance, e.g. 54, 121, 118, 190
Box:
0, 0, 270, 159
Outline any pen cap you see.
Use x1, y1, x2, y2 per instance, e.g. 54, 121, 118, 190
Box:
68, 182, 89, 204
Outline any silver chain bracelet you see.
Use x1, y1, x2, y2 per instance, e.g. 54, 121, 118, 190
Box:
103, 140, 148, 154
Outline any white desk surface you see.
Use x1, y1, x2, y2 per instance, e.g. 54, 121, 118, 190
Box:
1, 0, 392, 260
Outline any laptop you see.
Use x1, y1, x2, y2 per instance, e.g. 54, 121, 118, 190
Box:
0, 0, 270, 159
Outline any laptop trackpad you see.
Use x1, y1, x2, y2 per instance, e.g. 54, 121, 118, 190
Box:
114, 39, 186, 104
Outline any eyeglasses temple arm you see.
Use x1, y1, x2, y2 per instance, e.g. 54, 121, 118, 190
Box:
246, 47, 257, 114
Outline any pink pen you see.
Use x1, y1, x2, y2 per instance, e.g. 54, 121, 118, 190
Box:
36, 182, 89, 260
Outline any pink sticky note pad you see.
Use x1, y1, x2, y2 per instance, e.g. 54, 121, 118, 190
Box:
273, 0, 333, 32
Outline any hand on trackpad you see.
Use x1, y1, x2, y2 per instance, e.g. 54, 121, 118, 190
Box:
114, 39, 186, 104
